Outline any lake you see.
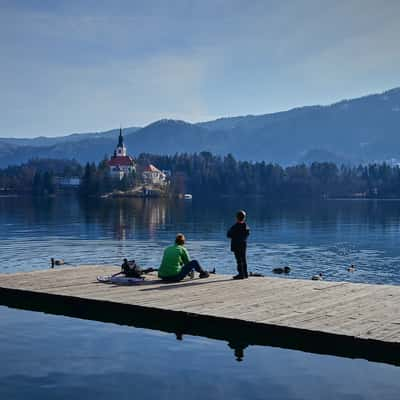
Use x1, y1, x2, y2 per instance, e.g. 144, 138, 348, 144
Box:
1, 196, 400, 284
1, 195, 400, 399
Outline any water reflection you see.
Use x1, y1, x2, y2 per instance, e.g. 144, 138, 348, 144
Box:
173, 334, 248, 362
77, 198, 168, 239
228, 341, 249, 362
0, 306, 399, 400
3, 195, 400, 238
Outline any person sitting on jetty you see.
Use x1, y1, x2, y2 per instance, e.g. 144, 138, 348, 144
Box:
158, 233, 210, 282
227, 210, 250, 279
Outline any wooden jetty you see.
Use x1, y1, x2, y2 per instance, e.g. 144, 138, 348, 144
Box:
1, 265, 399, 366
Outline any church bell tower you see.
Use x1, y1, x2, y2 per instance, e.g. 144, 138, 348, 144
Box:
116, 127, 127, 157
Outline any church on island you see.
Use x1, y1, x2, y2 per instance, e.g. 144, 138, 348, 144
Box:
107, 128, 167, 187
108, 128, 136, 180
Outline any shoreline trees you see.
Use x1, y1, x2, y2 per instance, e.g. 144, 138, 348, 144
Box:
2, 154, 400, 199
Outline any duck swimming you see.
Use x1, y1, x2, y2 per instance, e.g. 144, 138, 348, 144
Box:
249, 271, 264, 277
311, 273, 323, 281
272, 267, 291, 274
347, 264, 356, 272
51, 258, 65, 268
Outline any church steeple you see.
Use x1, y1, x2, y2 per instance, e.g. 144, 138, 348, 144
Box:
115, 126, 127, 157
108, 125, 136, 180
118, 127, 124, 147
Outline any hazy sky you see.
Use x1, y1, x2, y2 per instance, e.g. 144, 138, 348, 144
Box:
1, 0, 399, 137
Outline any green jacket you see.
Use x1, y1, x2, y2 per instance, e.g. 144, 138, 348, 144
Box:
158, 244, 190, 278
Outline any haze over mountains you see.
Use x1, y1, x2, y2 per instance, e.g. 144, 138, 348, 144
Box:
1, 87, 399, 168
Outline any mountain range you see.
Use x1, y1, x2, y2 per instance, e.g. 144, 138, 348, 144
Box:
1, 87, 400, 167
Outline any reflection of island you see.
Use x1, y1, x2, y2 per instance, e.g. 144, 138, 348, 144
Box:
79, 198, 168, 241
144, 200, 167, 237
114, 199, 167, 239
116, 207, 127, 241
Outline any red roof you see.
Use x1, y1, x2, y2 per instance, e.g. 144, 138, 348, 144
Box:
108, 156, 135, 167
144, 164, 162, 173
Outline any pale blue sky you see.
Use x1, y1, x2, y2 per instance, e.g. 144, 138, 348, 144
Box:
1, 0, 399, 137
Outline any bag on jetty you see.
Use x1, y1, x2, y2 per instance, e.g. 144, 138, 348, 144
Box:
96, 259, 158, 285
121, 259, 143, 278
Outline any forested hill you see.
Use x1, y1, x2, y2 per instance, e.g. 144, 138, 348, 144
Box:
1, 87, 400, 167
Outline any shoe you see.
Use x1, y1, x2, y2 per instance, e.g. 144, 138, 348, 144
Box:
199, 271, 210, 279
233, 274, 245, 280
189, 270, 195, 279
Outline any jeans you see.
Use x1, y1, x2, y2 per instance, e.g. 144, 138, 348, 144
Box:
161, 260, 204, 282
234, 248, 248, 278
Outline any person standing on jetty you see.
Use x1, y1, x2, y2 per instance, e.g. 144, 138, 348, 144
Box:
158, 234, 210, 282
227, 210, 250, 279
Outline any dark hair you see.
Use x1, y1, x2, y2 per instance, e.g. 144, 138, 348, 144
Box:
175, 233, 185, 245
236, 210, 246, 221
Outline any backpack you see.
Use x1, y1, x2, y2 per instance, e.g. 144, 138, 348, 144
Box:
121, 259, 143, 278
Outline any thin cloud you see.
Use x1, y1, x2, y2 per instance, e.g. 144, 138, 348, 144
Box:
0, 0, 399, 137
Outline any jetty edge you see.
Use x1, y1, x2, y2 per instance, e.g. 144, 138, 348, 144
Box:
0, 265, 399, 366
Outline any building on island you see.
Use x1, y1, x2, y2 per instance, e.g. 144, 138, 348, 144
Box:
142, 164, 167, 185
108, 128, 136, 180
56, 177, 81, 187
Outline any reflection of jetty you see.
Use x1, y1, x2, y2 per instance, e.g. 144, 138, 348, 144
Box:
1, 265, 399, 366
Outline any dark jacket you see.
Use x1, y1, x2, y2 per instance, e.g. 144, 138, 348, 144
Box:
227, 222, 250, 252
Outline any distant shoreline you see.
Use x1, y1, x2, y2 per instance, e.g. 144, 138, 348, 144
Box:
4, 193, 400, 202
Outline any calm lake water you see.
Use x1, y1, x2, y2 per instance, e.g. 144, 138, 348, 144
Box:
1, 196, 400, 399
1, 196, 400, 284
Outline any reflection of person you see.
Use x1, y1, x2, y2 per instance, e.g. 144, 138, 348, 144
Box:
227, 210, 250, 279
158, 234, 209, 282
228, 341, 248, 362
